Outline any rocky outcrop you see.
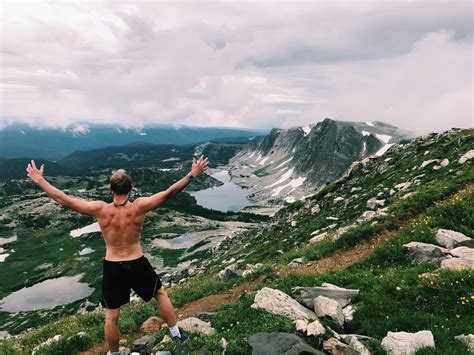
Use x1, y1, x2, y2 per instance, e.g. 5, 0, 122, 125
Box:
292, 283, 359, 309
251, 287, 317, 321
381, 331, 435, 355
440, 257, 474, 270
248, 332, 324, 354
458, 150, 474, 164
402, 242, 448, 265
435, 229, 471, 248
218, 263, 243, 280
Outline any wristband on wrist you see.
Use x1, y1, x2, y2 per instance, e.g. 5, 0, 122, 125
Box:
186, 173, 195, 182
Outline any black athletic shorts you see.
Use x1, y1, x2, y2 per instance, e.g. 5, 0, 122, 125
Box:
101, 255, 162, 309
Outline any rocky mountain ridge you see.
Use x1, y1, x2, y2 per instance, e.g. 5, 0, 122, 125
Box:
226, 118, 413, 204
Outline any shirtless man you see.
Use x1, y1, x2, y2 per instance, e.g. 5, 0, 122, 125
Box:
26, 155, 209, 353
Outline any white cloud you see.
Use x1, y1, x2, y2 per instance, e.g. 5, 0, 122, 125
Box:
0, 1, 472, 133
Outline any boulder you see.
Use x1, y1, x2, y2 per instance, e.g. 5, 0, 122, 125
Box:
455, 334, 474, 353
440, 159, 449, 167
132, 335, 156, 353
402, 242, 449, 265
291, 220, 298, 227
334, 197, 345, 203
435, 229, 471, 248
288, 257, 305, 267
440, 257, 474, 270
311, 205, 321, 214
218, 263, 243, 280
367, 198, 385, 210
450, 246, 474, 260
420, 159, 439, 169
314, 296, 344, 325
395, 182, 412, 191
292, 284, 359, 309
347, 336, 371, 355
359, 211, 377, 222
309, 232, 328, 245
459, 150, 474, 164
178, 317, 216, 336
306, 320, 326, 337
381, 331, 435, 355
251, 287, 317, 321
323, 337, 359, 355
248, 332, 324, 355
140, 316, 165, 333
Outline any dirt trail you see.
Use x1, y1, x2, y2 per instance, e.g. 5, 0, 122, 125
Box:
81, 182, 473, 354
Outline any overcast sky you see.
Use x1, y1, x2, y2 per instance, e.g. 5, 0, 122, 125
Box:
0, 0, 472, 134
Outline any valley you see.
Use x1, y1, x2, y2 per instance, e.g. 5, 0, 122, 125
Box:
0, 121, 472, 354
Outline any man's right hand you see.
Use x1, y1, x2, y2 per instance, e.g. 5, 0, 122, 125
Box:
26, 160, 45, 184
190, 155, 209, 176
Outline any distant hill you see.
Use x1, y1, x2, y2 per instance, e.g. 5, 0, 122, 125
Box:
0, 158, 71, 181
0, 123, 268, 160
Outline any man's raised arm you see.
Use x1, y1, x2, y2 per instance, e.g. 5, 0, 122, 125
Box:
26, 160, 104, 216
135, 155, 209, 213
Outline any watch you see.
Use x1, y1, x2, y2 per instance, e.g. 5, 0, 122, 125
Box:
186, 173, 195, 182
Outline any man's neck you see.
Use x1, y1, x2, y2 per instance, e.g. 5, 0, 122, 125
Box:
113, 193, 129, 207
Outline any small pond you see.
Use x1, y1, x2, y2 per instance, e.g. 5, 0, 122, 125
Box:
0, 275, 94, 312
188, 170, 257, 212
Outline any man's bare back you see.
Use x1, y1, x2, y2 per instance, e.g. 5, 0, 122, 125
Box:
96, 201, 146, 261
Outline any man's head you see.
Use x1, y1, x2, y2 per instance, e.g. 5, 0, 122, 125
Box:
110, 169, 132, 195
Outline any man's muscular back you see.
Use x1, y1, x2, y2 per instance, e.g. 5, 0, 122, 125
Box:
96, 202, 146, 261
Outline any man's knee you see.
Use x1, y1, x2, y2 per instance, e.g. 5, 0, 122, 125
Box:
155, 286, 166, 298
105, 308, 120, 324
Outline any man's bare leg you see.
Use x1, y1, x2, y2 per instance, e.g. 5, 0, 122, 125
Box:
104, 308, 120, 353
155, 286, 177, 327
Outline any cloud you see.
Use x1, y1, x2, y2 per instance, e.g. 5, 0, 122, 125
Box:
0, 0, 472, 133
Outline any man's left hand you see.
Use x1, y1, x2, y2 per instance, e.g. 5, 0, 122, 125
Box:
26, 160, 44, 183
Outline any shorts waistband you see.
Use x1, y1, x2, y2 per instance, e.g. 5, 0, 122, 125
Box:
104, 255, 145, 264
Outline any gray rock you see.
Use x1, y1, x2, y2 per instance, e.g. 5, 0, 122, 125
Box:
323, 337, 359, 355
450, 246, 474, 260
395, 182, 412, 191
248, 332, 324, 355
367, 198, 385, 210
402, 242, 449, 265
440, 159, 449, 167
178, 317, 216, 336
455, 334, 474, 353
348, 336, 371, 355
195, 312, 215, 322
334, 197, 345, 203
132, 335, 156, 353
459, 150, 474, 164
314, 296, 344, 325
251, 287, 317, 321
218, 263, 243, 280
435, 229, 471, 248
311, 205, 321, 214
420, 159, 439, 169
359, 210, 377, 222
440, 257, 474, 270
351, 187, 362, 193
291, 220, 298, 227
289, 257, 305, 267
309, 232, 328, 245
306, 320, 326, 337
381, 331, 435, 355
292, 284, 359, 309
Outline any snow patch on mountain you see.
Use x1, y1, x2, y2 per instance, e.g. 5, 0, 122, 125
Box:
301, 124, 312, 136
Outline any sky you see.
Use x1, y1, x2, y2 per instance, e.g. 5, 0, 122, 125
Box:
0, 0, 472, 134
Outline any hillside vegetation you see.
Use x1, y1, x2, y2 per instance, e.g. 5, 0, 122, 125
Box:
0, 128, 473, 354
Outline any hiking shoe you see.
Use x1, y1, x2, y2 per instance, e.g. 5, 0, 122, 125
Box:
173, 331, 189, 343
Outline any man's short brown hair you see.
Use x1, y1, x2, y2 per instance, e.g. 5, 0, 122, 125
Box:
110, 169, 132, 195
